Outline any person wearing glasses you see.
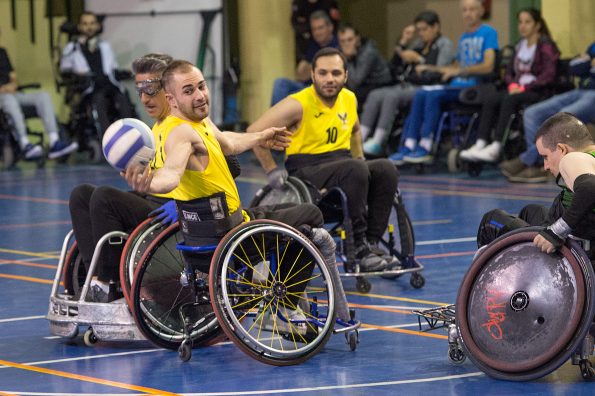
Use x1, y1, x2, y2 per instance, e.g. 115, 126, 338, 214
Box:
67, 54, 173, 302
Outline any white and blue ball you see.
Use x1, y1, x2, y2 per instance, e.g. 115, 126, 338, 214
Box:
102, 118, 155, 171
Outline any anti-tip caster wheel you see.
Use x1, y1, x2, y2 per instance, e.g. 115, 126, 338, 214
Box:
579, 359, 595, 381
178, 340, 192, 362
410, 272, 425, 289
346, 331, 359, 351
83, 328, 98, 346
448, 344, 466, 365
356, 277, 371, 293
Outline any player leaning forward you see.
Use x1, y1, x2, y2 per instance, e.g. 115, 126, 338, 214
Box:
89, 59, 352, 321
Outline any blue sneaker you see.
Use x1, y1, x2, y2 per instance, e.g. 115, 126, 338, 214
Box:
363, 140, 383, 156
404, 147, 433, 164
48, 140, 79, 160
388, 147, 412, 165
23, 143, 43, 160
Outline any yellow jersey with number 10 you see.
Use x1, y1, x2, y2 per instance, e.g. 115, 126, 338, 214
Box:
287, 85, 357, 156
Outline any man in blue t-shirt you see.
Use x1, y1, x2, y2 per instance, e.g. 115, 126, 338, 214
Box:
270, 10, 339, 106
389, 0, 499, 164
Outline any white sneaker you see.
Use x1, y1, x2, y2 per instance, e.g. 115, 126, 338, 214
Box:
473, 141, 501, 163
255, 305, 308, 335
459, 141, 486, 161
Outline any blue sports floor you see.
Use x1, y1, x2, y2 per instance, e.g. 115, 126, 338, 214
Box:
0, 157, 593, 395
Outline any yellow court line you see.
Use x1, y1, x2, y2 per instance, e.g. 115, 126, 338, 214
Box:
411, 219, 452, 226
0, 359, 180, 396
0, 391, 18, 396
344, 291, 448, 306
0, 274, 53, 285
0, 248, 59, 259
0, 260, 56, 269
403, 187, 552, 202
361, 323, 448, 340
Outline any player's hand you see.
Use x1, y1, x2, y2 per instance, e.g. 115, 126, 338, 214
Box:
533, 233, 556, 254
122, 164, 153, 193
262, 127, 291, 151
149, 200, 178, 226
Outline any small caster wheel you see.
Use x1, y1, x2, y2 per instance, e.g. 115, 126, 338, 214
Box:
410, 272, 425, 289
448, 345, 466, 365
178, 340, 192, 362
414, 163, 426, 174
87, 139, 102, 163
579, 359, 595, 380
346, 331, 359, 351
447, 148, 462, 173
356, 277, 371, 293
83, 328, 98, 346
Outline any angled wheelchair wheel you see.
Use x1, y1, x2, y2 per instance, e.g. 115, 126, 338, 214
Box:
62, 241, 87, 298
249, 176, 313, 207
130, 223, 222, 350
119, 218, 165, 309
456, 228, 595, 381
209, 220, 336, 365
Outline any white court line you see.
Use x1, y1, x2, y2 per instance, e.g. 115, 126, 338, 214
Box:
0, 315, 45, 323
416, 236, 476, 246
2, 372, 486, 396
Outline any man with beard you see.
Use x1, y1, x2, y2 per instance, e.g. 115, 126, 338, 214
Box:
248, 47, 400, 272
126, 59, 354, 323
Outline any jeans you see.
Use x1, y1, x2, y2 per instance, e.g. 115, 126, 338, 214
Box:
271, 78, 307, 106
520, 89, 595, 166
401, 87, 461, 142
0, 91, 59, 148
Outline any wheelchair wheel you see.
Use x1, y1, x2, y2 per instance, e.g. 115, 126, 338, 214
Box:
379, 193, 416, 279
62, 242, 87, 298
249, 176, 313, 207
119, 218, 165, 309
456, 228, 595, 381
209, 220, 336, 365
130, 223, 222, 350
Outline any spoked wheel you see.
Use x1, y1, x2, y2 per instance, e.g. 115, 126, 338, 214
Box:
62, 242, 88, 298
209, 220, 336, 366
120, 218, 165, 310
130, 223, 222, 350
456, 228, 595, 381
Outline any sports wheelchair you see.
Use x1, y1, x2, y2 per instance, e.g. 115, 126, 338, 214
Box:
415, 228, 595, 381
249, 176, 425, 293
48, 216, 360, 365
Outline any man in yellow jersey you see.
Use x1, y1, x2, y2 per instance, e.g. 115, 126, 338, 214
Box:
125, 59, 353, 322
248, 47, 399, 272
68, 53, 177, 302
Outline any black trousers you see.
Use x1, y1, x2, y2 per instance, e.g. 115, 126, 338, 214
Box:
91, 84, 134, 137
477, 204, 550, 248
476, 90, 543, 142
291, 158, 399, 244
69, 184, 161, 282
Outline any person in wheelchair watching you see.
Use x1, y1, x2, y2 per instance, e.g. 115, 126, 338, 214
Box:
60, 11, 135, 136
477, 112, 595, 258
0, 29, 78, 160
125, 59, 351, 323
247, 47, 399, 272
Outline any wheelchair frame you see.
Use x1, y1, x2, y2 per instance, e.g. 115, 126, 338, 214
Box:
249, 177, 425, 293
48, 217, 360, 365
413, 231, 595, 381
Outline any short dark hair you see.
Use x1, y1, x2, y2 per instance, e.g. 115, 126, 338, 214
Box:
535, 112, 594, 151
132, 53, 173, 75
312, 47, 347, 71
337, 22, 359, 36
414, 10, 440, 26
161, 59, 197, 92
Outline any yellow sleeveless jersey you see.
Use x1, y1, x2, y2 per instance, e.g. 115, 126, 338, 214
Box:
287, 85, 357, 156
149, 115, 244, 218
